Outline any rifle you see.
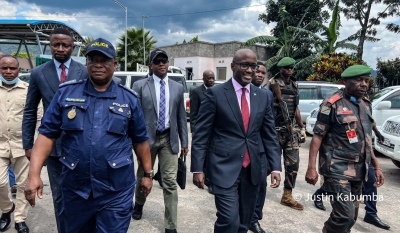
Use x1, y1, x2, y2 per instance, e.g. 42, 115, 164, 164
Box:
270, 83, 295, 148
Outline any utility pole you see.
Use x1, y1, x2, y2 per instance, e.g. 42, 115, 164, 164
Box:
142, 15, 148, 65
114, 0, 127, 71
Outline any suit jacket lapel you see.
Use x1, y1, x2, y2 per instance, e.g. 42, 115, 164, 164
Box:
224, 79, 245, 135
43, 60, 59, 94
248, 85, 259, 133
67, 60, 83, 81
147, 77, 158, 115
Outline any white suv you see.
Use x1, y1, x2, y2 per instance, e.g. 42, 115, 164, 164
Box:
298, 82, 345, 123
375, 115, 400, 168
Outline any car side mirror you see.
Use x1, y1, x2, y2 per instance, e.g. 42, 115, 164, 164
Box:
376, 101, 391, 110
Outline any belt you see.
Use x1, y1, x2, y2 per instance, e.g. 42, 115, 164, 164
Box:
156, 128, 170, 135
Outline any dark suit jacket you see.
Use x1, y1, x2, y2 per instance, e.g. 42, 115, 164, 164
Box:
132, 76, 188, 154
190, 78, 281, 188
22, 59, 88, 157
189, 84, 206, 132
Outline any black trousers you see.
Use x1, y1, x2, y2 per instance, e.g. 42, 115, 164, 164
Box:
211, 165, 260, 233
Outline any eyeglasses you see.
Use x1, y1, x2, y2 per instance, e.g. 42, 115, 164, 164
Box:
282, 66, 294, 70
86, 57, 113, 66
153, 58, 169, 65
0, 67, 18, 71
233, 62, 258, 71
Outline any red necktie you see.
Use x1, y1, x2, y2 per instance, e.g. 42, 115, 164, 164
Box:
60, 63, 67, 83
241, 88, 250, 167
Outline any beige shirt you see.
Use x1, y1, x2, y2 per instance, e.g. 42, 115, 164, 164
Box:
0, 80, 42, 158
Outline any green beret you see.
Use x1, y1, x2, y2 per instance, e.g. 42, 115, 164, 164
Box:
341, 65, 373, 79
277, 57, 295, 67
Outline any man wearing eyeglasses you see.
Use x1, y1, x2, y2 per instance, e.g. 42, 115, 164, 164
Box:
269, 57, 306, 211
132, 48, 188, 233
191, 49, 281, 232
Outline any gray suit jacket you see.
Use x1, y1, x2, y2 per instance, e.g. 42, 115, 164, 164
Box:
132, 76, 188, 154
22, 59, 88, 157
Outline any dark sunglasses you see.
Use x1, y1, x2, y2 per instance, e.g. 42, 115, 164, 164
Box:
282, 66, 294, 70
153, 58, 169, 65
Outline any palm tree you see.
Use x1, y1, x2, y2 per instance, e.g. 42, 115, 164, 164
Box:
244, 5, 317, 78
79, 36, 94, 56
288, 0, 358, 55
116, 27, 157, 71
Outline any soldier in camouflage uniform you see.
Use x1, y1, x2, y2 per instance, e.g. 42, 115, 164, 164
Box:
269, 57, 306, 210
306, 65, 385, 233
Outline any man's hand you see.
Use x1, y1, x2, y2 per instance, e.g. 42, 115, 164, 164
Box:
301, 128, 307, 140
193, 173, 205, 189
376, 131, 385, 144
24, 175, 44, 207
374, 169, 384, 187
305, 167, 319, 185
140, 177, 153, 197
270, 172, 281, 188
25, 149, 32, 160
181, 147, 189, 156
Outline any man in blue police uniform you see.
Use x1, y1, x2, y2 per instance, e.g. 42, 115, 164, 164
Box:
24, 38, 153, 233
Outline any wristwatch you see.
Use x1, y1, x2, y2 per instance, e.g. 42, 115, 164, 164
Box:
143, 170, 154, 178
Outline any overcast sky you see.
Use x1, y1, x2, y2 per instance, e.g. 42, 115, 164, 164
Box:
0, 0, 399, 69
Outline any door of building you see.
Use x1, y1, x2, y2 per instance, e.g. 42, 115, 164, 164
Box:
217, 67, 227, 80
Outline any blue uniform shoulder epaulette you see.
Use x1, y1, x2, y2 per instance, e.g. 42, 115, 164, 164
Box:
59, 79, 84, 88
119, 84, 138, 97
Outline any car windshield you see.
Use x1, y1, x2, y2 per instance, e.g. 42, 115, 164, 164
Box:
371, 88, 394, 101
320, 86, 340, 98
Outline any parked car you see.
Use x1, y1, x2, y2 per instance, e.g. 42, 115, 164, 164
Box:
185, 80, 225, 117
18, 73, 31, 83
305, 107, 319, 135
371, 86, 400, 134
375, 115, 400, 168
298, 82, 345, 123
113, 71, 189, 118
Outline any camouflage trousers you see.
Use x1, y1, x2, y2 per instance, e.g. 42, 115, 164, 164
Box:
281, 138, 300, 189
322, 177, 363, 233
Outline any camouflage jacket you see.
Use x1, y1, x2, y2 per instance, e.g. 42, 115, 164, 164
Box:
269, 74, 298, 126
313, 89, 372, 181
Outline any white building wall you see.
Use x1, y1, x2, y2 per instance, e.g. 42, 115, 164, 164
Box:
173, 56, 233, 81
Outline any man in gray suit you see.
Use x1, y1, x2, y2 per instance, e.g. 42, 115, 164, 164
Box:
132, 48, 188, 233
22, 28, 88, 233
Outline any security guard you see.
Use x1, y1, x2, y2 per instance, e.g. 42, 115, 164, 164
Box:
269, 57, 306, 210
306, 65, 385, 233
24, 38, 153, 233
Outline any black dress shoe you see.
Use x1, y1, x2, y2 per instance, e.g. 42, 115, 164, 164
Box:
165, 229, 177, 233
364, 215, 390, 230
132, 202, 144, 220
249, 221, 266, 233
0, 203, 15, 232
15, 222, 29, 233
313, 193, 326, 211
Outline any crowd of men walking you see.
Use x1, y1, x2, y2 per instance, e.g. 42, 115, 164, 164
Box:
0, 26, 391, 233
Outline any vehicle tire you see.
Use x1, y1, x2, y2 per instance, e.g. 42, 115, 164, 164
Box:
391, 159, 400, 168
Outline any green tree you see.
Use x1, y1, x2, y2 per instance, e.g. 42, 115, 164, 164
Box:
244, 5, 318, 79
376, 57, 400, 87
289, 0, 358, 54
326, 0, 400, 59
79, 36, 94, 56
116, 27, 157, 71
11, 51, 35, 59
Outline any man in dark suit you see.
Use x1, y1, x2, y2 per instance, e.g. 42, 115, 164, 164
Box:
191, 49, 281, 233
132, 48, 188, 233
189, 70, 215, 133
22, 28, 88, 233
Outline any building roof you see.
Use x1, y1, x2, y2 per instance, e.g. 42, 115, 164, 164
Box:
0, 19, 85, 44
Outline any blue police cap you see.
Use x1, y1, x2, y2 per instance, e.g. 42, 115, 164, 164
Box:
85, 38, 116, 59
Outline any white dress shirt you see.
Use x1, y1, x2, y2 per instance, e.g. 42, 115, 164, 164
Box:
153, 74, 170, 129
53, 58, 72, 81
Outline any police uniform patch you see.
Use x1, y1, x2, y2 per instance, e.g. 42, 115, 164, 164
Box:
320, 106, 331, 115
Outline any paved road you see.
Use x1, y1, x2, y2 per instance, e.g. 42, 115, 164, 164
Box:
4, 131, 400, 233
